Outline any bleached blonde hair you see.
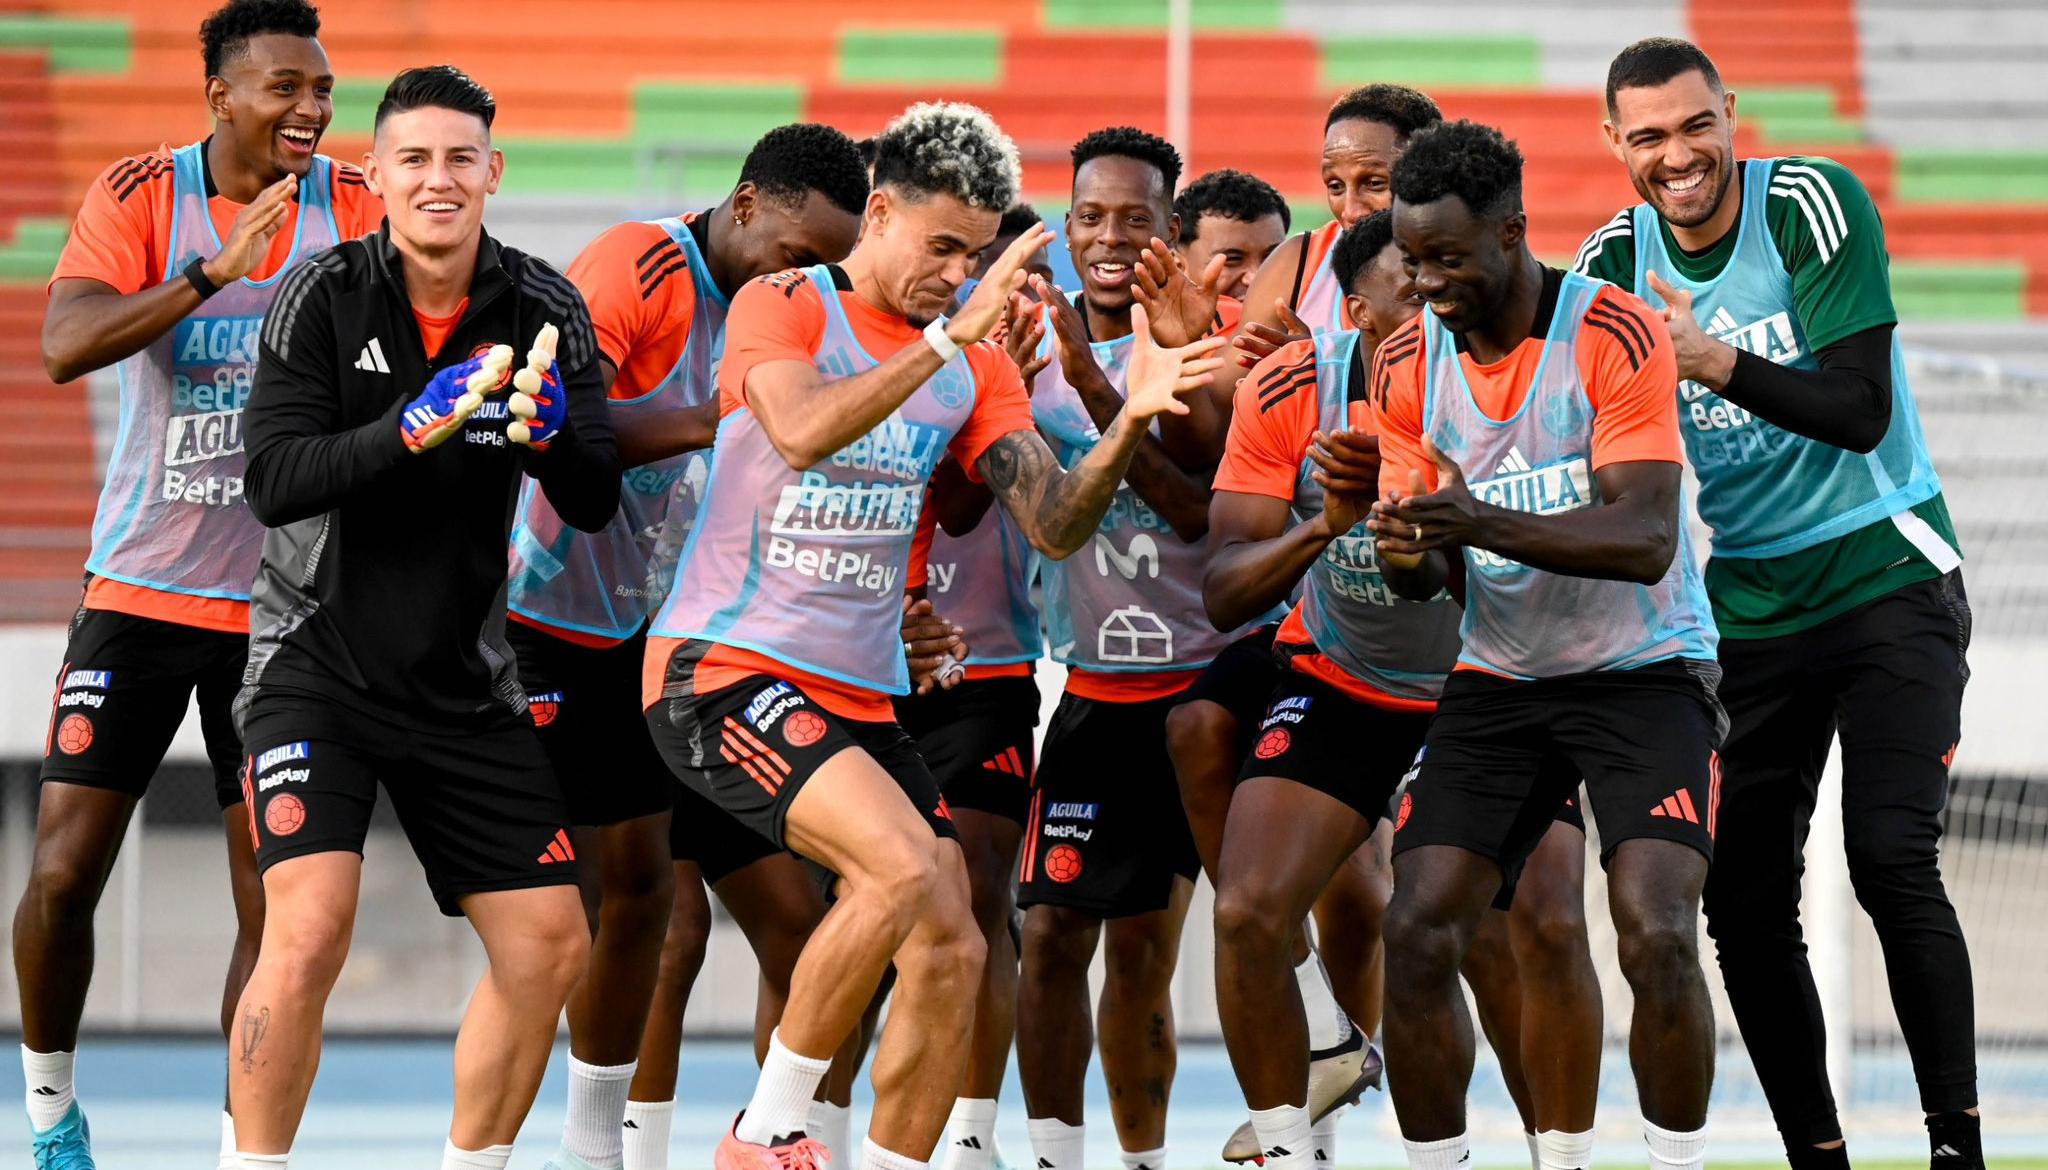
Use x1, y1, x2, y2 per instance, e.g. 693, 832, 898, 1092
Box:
871, 102, 1022, 211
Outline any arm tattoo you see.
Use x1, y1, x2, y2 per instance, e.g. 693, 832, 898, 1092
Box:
980, 428, 1123, 555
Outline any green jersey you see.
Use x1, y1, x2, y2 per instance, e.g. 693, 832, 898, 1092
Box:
1574, 156, 1960, 639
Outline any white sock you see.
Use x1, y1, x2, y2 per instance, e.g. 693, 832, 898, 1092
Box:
735, 1031, 832, 1145
1120, 1146, 1167, 1170
1293, 951, 1351, 1051
562, 1055, 637, 1167
864, 1137, 928, 1170
441, 1141, 513, 1169
1026, 1117, 1085, 1170
1310, 1103, 1345, 1167
1643, 1120, 1706, 1170
1402, 1134, 1469, 1170
21, 1046, 74, 1131
941, 1098, 999, 1170
1250, 1103, 1312, 1170
623, 1099, 675, 1170
1536, 1128, 1594, 1170
218, 1110, 238, 1170
1526, 1132, 1541, 1170
236, 1155, 290, 1170
809, 1100, 853, 1168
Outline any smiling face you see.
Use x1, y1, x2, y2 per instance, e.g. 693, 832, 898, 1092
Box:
857, 186, 1000, 327
365, 105, 502, 257
1181, 210, 1287, 299
1605, 69, 1738, 231
1393, 192, 1522, 337
209, 32, 333, 181
1321, 118, 1404, 228
1066, 154, 1174, 316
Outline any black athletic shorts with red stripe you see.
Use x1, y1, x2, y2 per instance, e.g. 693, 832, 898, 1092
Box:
647, 672, 958, 852
893, 673, 1039, 824
1393, 659, 1726, 895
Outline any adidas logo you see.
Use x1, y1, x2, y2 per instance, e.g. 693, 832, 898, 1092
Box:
1039, 1159, 1055, 1167
354, 337, 391, 374
31, 1086, 58, 1096
624, 1120, 639, 1129
1314, 1149, 1329, 1162
957, 1138, 983, 1150
1263, 1147, 1292, 1159
1648, 789, 1702, 824
1706, 306, 1739, 336
1934, 1145, 1962, 1158
1494, 446, 1533, 476
536, 828, 576, 864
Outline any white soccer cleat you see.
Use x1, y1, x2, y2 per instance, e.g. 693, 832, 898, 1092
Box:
1221, 1032, 1382, 1164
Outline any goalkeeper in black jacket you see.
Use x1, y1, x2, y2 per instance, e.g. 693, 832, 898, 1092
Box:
228, 66, 618, 1169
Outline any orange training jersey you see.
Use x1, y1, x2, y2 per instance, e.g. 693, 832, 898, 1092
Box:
644, 268, 1036, 720
564, 215, 703, 397
52, 144, 384, 631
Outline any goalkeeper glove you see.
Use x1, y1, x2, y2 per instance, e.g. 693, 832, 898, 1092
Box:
400, 344, 514, 452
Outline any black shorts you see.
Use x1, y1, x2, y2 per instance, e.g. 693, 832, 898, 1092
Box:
509, 621, 675, 827
669, 782, 785, 884
40, 604, 248, 810
1393, 659, 1725, 895
1174, 624, 1284, 738
238, 694, 577, 916
893, 672, 1040, 825
646, 664, 958, 855
1234, 670, 1431, 825
1018, 689, 1203, 919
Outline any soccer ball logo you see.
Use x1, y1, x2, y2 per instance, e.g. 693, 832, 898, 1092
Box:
1253, 727, 1291, 760
55, 714, 94, 755
266, 794, 307, 837
783, 711, 827, 748
1045, 844, 1083, 883
528, 693, 561, 728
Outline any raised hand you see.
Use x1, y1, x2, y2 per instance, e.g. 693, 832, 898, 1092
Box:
400, 343, 514, 453
1646, 271, 1732, 388
205, 174, 298, 285
1121, 302, 1230, 423
1032, 274, 1099, 385
1001, 291, 1049, 389
1132, 236, 1224, 348
948, 223, 1058, 345
1306, 428, 1381, 538
507, 323, 565, 451
1231, 298, 1313, 367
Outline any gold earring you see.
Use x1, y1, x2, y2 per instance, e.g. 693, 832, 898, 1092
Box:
733, 214, 745, 226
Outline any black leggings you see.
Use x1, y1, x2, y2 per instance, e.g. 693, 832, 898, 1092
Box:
1703, 570, 1978, 1149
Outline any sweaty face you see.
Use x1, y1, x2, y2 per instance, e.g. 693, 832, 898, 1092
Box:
1606, 70, 1737, 230
1345, 243, 1421, 359
1180, 211, 1287, 299
1394, 194, 1516, 337
732, 187, 863, 283
215, 33, 334, 181
1322, 118, 1404, 228
366, 106, 501, 257
859, 188, 1000, 327
1067, 155, 1174, 315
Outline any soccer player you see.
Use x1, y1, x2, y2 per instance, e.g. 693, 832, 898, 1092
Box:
503, 122, 869, 1170
1013, 126, 1269, 1170
20, 2, 380, 1164
1208, 208, 1604, 1170
643, 102, 1224, 1170
1367, 120, 1720, 1170
1581, 38, 1981, 1169
233, 67, 619, 1169
1173, 169, 1291, 300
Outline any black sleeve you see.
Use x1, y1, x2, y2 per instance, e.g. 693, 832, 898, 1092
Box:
1715, 323, 1893, 454
517, 260, 620, 533
244, 255, 410, 528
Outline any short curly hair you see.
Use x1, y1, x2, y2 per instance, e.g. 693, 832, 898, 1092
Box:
741, 124, 870, 216
1070, 126, 1182, 195
1391, 120, 1523, 219
1324, 84, 1443, 138
871, 103, 1021, 211
200, 0, 320, 78
1174, 169, 1291, 242
1331, 210, 1395, 293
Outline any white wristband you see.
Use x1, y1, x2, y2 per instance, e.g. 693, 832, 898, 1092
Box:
924, 318, 962, 363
